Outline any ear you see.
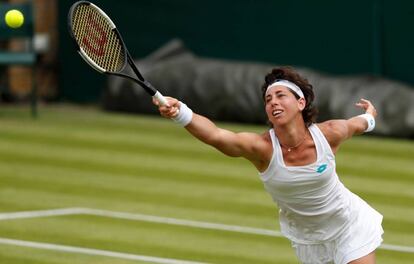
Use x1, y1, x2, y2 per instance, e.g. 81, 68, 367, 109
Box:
298, 97, 306, 111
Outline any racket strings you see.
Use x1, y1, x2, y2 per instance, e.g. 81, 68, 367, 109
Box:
71, 4, 125, 72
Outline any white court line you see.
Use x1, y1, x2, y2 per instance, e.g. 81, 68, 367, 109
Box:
0, 207, 413, 254
380, 244, 414, 254
0, 207, 282, 237
0, 238, 208, 264
83, 208, 283, 237
0, 207, 84, 220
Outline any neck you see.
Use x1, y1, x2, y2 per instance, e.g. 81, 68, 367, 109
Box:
273, 118, 308, 150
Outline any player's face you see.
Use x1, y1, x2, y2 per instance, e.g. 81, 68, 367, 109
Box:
265, 86, 305, 126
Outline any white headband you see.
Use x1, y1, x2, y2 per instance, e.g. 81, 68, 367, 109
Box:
266, 80, 304, 99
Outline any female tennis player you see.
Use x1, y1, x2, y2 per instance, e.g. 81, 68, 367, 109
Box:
154, 66, 383, 264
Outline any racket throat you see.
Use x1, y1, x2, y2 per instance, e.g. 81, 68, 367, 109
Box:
127, 53, 145, 81
142, 80, 157, 95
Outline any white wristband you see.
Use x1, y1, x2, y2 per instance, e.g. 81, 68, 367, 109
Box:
358, 113, 375, 132
172, 102, 193, 127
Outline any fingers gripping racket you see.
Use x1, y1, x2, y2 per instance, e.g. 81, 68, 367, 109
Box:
68, 1, 169, 106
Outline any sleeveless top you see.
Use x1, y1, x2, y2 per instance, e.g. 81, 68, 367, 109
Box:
259, 124, 382, 244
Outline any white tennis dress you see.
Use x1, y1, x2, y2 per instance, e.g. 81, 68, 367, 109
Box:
259, 124, 383, 264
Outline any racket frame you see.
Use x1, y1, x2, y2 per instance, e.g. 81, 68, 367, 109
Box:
68, 1, 168, 105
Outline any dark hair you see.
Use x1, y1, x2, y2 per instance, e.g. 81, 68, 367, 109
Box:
261, 66, 318, 127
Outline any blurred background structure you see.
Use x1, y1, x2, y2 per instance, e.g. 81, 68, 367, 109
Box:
58, 0, 414, 101
0, 0, 58, 102
1, 0, 414, 134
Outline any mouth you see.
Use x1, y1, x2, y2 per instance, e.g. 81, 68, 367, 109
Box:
272, 109, 283, 117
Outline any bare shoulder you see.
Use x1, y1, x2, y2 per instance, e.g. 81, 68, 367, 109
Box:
238, 130, 272, 153
316, 120, 349, 151
237, 130, 273, 171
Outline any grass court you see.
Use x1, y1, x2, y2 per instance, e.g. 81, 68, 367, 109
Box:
0, 105, 413, 263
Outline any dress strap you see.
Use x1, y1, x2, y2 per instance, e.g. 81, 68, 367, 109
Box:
309, 124, 335, 158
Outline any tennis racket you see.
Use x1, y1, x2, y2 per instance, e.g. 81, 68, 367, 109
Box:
68, 1, 169, 106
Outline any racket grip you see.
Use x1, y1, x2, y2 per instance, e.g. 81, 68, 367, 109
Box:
153, 91, 169, 106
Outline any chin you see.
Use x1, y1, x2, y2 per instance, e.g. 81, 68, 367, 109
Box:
270, 117, 288, 127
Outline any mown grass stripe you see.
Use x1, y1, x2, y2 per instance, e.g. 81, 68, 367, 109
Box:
0, 160, 267, 206
0, 238, 209, 264
341, 175, 414, 199
0, 151, 260, 191
340, 137, 414, 161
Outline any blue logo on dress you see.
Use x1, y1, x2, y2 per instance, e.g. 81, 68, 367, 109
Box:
316, 164, 328, 173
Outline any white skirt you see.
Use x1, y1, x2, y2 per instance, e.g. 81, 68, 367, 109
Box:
291, 196, 383, 264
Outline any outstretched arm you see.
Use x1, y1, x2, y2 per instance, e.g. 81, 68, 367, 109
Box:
319, 98, 377, 152
153, 97, 268, 164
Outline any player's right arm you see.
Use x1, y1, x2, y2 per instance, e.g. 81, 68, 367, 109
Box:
318, 98, 377, 153
154, 97, 270, 169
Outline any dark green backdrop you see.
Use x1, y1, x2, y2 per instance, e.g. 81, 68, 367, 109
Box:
59, 0, 414, 102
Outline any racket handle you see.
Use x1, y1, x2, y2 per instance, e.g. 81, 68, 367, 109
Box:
153, 91, 169, 106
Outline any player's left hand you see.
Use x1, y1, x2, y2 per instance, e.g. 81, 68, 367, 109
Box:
355, 98, 377, 118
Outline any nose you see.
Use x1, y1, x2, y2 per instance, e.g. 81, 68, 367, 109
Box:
269, 96, 279, 106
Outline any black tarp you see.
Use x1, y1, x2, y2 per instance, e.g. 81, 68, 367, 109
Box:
103, 40, 414, 138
